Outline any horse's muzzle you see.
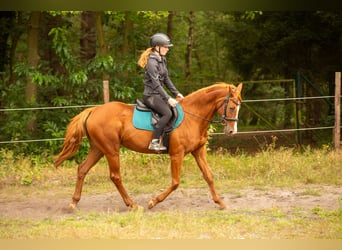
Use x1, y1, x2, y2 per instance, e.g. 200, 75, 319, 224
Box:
224, 124, 237, 136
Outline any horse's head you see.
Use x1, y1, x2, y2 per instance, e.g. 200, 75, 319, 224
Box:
217, 83, 243, 136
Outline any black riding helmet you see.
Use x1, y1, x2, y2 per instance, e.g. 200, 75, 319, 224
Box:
150, 33, 173, 47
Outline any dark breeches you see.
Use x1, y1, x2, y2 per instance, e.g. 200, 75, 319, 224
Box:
143, 95, 172, 139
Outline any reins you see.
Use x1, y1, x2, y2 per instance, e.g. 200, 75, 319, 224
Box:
182, 110, 213, 123
182, 90, 240, 124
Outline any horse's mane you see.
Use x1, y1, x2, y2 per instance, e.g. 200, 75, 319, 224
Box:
183, 82, 235, 103
181, 82, 242, 111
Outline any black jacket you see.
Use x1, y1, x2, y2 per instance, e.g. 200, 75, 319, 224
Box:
143, 53, 179, 101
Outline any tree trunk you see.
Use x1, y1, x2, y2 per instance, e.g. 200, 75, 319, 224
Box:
122, 11, 133, 55
95, 11, 110, 103
0, 11, 15, 73
167, 11, 174, 40
185, 11, 194, 82
0, 11, 15, 113
80, 11, 96, 62
40, 12, 67, 76
25, 11, 40, 132
9, 12, 25, 85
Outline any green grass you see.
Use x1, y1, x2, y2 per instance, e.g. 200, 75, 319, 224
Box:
1, 207, 341, 239
0, 148, 340, 191
1, 147, 342, 239
0, 146, 341, 197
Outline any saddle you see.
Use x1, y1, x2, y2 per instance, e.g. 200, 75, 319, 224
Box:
133, 99, 184, 152
135, 99, 179, 134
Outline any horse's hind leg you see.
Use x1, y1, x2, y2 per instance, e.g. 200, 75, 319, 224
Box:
106, 152, 138, 210
191, 146, 226, 209
70, 146, 104, 210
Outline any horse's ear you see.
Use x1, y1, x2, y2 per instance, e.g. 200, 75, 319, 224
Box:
236, 83, 243, 101
237, 83, 243, 92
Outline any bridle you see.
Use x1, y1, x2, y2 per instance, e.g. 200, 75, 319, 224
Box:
220, 93, 240, 123
183, 91, 241, 124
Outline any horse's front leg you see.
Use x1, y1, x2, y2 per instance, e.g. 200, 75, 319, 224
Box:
106, 152, 139, 210
191, 146, 226, 209
148, 153, 184, 209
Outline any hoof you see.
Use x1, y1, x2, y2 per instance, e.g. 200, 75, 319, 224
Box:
218, 201, 227, 210
218, 204, 227, 210
67, 203, 78, 213
148, 199, 157, 209
130, 203, 143, 211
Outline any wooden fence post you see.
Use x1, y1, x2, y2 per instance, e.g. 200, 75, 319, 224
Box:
334, 72, 341, 152
103, 79, 109, 103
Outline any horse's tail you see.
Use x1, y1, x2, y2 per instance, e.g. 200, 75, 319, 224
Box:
54, 107, 95, 168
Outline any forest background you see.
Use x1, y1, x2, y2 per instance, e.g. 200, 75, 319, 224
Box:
0, 11, 341, 155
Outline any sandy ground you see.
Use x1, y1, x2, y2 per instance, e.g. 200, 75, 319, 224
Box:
0, 184, 341, 220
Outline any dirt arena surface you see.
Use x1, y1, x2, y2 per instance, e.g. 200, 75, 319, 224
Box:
1, 184, 341, 220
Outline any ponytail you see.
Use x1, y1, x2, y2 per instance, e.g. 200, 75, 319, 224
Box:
137, 48, 153, 68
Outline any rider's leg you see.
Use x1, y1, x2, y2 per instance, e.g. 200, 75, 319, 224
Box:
143, 95, 172, 151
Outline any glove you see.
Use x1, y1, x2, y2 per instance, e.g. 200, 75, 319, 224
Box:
168, 97, 178, 107
177, 93, 184, 99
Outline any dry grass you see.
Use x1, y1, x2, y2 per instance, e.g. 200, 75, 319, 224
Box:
0, 147, 342, 239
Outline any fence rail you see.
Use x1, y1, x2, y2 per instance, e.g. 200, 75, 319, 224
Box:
0, 95, 338, 112
0, 104, 99, 112
0, 94, 340, 145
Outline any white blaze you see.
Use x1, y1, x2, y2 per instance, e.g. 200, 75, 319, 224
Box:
233, 104, 240, 134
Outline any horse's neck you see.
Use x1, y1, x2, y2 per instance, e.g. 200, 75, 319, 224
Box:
186, 87, 227, 116
183, 88, 225, 120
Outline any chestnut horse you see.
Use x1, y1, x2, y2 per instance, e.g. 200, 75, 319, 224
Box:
54, 82, 243, 210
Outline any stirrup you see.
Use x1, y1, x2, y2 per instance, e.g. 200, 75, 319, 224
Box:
148, 141, 167, 151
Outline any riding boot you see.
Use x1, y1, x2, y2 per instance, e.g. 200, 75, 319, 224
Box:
148, 139, 167, 151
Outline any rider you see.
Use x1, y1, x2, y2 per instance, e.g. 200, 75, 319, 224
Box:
138, 33, 184, 151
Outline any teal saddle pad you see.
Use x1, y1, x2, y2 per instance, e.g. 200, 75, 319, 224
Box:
132, 103, 184, 131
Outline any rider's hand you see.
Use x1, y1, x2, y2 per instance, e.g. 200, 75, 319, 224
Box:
168, 97, 178, 107
177, 93, 184, 99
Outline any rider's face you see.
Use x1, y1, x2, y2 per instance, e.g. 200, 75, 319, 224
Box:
157, 46, 169, 56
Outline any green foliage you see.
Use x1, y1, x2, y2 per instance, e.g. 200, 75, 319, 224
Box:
242, 82, 286, 126
87, 54, 114, 73
49, 27, 77, 72
0, 81, 36, 148
1, 11, 341, 156
214, 11, 342, 81
0, 148, 49, 186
